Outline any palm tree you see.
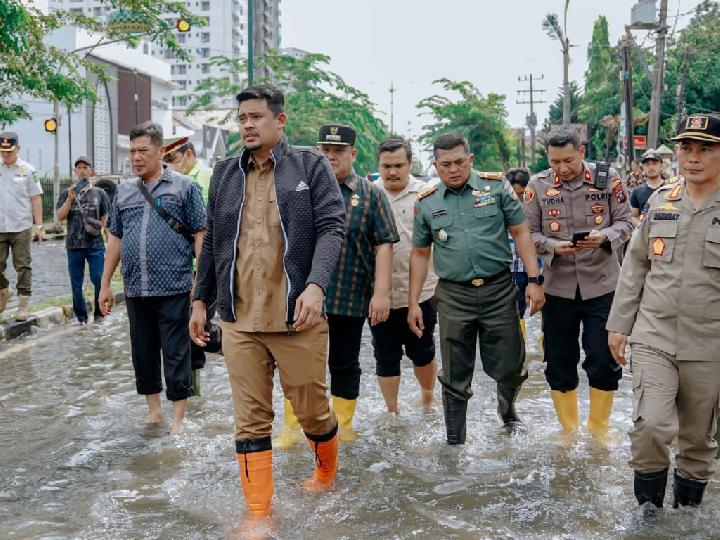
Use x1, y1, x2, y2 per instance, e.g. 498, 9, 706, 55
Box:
543, 1, 572, 125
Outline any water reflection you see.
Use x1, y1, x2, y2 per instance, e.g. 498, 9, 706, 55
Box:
1, 309, 719, 538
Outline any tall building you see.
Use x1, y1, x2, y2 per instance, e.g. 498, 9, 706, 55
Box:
253, 0, 281, 80
47, 0, 249, 110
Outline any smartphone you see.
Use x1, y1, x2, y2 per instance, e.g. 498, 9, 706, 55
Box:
74, 179, 89, 192
572, 231, 590, 245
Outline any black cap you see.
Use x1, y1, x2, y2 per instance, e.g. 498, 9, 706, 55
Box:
0, 131, 19, 152
317, 124, 356, 146
640, 150, 662, 163
672, 113, 720, 144
74, 155, 93, 168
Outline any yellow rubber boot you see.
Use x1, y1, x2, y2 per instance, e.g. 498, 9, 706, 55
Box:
550, 389, 579, 433
332, 396, 358, 442
519, 318, 527, 343
587, 387, 615, 440
272, 399, 303, 449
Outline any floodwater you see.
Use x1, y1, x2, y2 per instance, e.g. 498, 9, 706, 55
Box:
1, 309, 720, 539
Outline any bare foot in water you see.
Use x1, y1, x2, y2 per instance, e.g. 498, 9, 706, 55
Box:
170, 421, 185, 435
421, 390, 435, 412
143, 410, 164, 425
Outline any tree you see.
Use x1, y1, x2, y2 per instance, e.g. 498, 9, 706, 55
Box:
544, 80, 583, 130
189, 51, 389, 175
0, 0, 203, 126
417, 79, 512, 171
543, 1, 572, 124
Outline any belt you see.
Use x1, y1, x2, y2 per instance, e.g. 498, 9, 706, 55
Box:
441, 268, 511, 288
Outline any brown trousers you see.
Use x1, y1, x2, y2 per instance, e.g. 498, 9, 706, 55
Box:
220, 318, 336, 441
0, 228, 32, 295
630, 343, 720, 481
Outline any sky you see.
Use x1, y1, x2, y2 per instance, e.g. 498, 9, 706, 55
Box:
280, 0, 698, 160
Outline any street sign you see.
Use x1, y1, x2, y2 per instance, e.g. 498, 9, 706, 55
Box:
633, 135, 647, 149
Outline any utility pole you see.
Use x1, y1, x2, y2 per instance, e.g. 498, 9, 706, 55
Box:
675, 49, 691, 121
247, 0, 254, 85
516, 74, 545, 167
389, 82, 396, 134
52, 99, 61, 231
621, 35, 635, 173
647, 0, 668, 149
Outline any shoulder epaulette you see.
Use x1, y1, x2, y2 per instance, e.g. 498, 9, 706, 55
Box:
417, 185, 438, 200
664, 183, 684, 201
478, 171, 503, 181
664, 175, 682, 185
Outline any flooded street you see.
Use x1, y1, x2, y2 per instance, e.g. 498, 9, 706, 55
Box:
2, 309, 720, 539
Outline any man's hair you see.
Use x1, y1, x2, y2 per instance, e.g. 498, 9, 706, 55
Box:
545, 126, 581, 150
506, 167, 531, 186
236, 84, 285, 115
433, 133, 469, 159
163, 142, 196, 162
377, 137, 412, 162
129, 121, 163, 147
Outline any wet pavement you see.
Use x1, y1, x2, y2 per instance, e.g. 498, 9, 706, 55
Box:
2, 310, 720, 539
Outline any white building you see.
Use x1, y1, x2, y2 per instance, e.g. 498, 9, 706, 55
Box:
48, 0, 249, 111
10, 25, 172, 177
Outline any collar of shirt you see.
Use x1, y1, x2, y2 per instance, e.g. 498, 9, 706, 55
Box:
438, 170, 480, 198
248, 154, 273, 172
340, 171, 360, 192
379, 176, 424, 200
1, 157, 33, 174
187, 160, 201, 179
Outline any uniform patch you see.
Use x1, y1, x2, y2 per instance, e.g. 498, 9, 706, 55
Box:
474, 195, 496, 208
542, 197, 565, 205
652, 212, 680, 221
594, 215, 604, 225
548, 208, 561, 218
713, 217, 720, 226
586, 192, 610, 202
546, 188, 560, 197
665, 184, 683, 201
549, 220, 561, 233
584, 169, 592, 182
479, 171, 503, 180
652, 238, 665, 256
524, 188, 535, 203
612, 179, 627, 204
657, 203, 679, 211
591, 204, 605, 214
588, 187, 600, 192
432, 209, 448, 217
553, 175, 561, 185
472, 189, 481, 196
417, 185, 438, 200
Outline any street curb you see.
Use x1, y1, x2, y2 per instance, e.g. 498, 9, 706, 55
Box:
0, 291, 125, 342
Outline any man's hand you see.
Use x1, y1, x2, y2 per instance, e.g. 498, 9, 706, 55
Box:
99, 285, 113, 316
369, 293, 390, 326
576, 229, 607, 251
407, 302, 424, 338
554, 241, 577, 256
32, 226, 44, 243
293, 283, 324, 332
525, 283, 545, 316
67, 186, 76, 201
608, 331, 628, 366
190, 300, 209, 347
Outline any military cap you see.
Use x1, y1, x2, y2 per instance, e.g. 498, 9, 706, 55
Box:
672, 113, 720, 144
317, 124, 356, 146
74, 155, 93, 168
0, 131, 19, 152
163, 135, 190, 156
640, 149, 662, 163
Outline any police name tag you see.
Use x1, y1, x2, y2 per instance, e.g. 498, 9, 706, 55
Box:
652, 212, 680, 221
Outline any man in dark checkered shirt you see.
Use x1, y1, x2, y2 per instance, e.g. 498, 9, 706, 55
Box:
317, 124, 399, 441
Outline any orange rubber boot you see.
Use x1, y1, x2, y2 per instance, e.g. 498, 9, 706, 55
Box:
237, 449, 274, 519
303, 432, 339, 492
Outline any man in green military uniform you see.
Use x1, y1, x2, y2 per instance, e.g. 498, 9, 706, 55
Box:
409, 133, 545, 444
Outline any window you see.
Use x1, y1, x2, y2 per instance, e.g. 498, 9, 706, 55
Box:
177, 80, 187, 89
176, 64, 187, 75
173, 96, 188, 107
201, 1, 210, 10
201, 33, 210, 43
201, 64, 210, 74
164, 49, 174, 60
178, 33, 186, 43
198, 48, 210, 58
93, 6, 102, 16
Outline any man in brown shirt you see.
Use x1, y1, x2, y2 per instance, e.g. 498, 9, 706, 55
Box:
524, 126, 632, 441
607, 113, 720, 512
190, 85, 345, 525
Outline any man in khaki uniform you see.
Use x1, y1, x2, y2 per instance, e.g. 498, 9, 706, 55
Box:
524, 127, 632, 439
607, 112, 720, 512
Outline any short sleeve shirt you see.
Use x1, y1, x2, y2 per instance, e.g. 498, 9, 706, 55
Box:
0, 158, 43, 233
57, 186, 109, 250
325, 171, 400, 317
630, 183, 660, 213
107, 168, 206, 297
413, 171, 526, 281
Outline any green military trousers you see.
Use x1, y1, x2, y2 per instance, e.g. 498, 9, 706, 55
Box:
435, 273, 526, 401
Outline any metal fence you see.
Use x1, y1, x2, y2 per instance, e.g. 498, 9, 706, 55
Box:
38, 177, 74, 220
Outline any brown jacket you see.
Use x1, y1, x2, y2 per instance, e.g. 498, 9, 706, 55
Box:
607, 181, 720, 360
524, 162, 633, 300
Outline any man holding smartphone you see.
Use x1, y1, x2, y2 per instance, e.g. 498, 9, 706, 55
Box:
523, 127, 632, 441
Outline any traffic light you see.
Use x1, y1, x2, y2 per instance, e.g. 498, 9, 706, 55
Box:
44, 118, 58, 133
176, 19, 191, 32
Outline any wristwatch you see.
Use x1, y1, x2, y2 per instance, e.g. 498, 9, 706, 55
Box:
528, 275, 544, 285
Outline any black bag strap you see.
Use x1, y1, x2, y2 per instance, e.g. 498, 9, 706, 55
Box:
136, 179, 194, 244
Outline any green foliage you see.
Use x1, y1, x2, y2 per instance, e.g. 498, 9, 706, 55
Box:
417, 79, 512, 171
544, 81, 583, 129
0, 0, 202, 126
189, 51, 389, 176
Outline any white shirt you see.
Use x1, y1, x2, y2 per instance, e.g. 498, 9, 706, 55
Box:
0, 157, 42, 233
377, 176, 438, 309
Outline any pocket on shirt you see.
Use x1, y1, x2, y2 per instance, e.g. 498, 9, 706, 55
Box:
648, 221, 678, 262
473, 204, 498, 219
703, 227, 720, 269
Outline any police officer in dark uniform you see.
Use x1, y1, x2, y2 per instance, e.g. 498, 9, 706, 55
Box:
524, 127, 633, 441
409, 133, 544, 444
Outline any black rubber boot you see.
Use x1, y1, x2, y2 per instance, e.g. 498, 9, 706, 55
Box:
442, 392, 467, 445
673, 469, 707, 508
496, 382, 521, 429
634, 469, 667, 513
